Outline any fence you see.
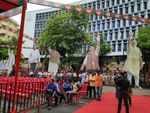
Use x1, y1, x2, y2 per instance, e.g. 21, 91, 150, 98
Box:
0, 76, 49, 113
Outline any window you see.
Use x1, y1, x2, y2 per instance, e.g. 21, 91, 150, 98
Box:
144, 2, 147, 9
131, 5, 134, 12
112, 41, 116, 52
117, 0, 120, 4
97, 1, 100, 9
107, 20, 110, 28
112, 0, 115, 6
125, 4, 128, 13
129, 20, 132, 26
115, 31, 118, 40
114, 7, 118, 13
109, 32, 113, 40
102, 23, 105, 29
123, 19, 126, 26
120, 30, 124, 39
126, 29, 130, 38
92, 22, 96, 31
102, 1, 105, 8
118, 41, 122, 52
112, 19, 115, 28
88, 3, 92, 8
148, 10, 150, 18
104, 32, 107, 40
109, 8, 112, 13
97, 21, 100, 30
93, 2, 96, 9
137, 3, 141, 11
119, 7, 123, 14
117, 20, 120, 27
141, 12, 145, 18
122, 0, 125, 3
123, 40, 127, 51
88, 23, 91, 32
107, 0, 110, 7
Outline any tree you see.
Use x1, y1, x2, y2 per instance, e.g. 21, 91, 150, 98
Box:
137, 27, 150, 61
38, 8, 91, 58
137, 27, 150, 86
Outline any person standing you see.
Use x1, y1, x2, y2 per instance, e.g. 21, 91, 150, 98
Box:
29, 46, 40, 73
89, 73, 96, 99
95, 72, 103, 100
114, 71, 130, 113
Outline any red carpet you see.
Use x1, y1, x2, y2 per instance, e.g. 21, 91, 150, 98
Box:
74, 92, 150, 113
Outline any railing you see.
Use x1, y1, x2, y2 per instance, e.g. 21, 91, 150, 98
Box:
0, 77, 49, 113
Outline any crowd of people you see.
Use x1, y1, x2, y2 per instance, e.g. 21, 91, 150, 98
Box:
45, 70, 104, 109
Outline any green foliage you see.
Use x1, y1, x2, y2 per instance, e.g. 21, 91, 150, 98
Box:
38, 8, 91, 57
0, 37, 17, 59
137, 27, 150, 49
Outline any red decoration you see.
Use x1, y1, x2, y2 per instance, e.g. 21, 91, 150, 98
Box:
86, 8, 93, 14
76, 5, 82, 13
96, 10, 101, 16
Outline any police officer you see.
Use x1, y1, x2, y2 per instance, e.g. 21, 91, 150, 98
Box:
114, 71, 130, 113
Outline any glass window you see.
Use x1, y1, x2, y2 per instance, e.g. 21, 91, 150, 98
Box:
123, 19, 126, 26
109, 32, 113, 40
125, 4, 128, 13
97, 1, 100, 9
114, 7, 118, 13
107, 20, 110, 28
112, 0, 115, 6
102, 23, 105, 29
107, 0, 110, 7
112, 41, 116, 52
123, 40, 127, 51
117, 20, 120, 27
144, 2, 147, 9
131, 5, 134, 12
118, 41, 122, 52
93, 22, 96, 31
104, 32, 107, 40
126, 29, 130, 38
88, 3, 92, 8
141, 12, 145, 18
120, 30, 124, 39
117, 0, 120, 4
112, 20, 115, 28
119, 7, 123, 14
93, 2, 96, 9
137, 3, 141, 11
97, 21, 100, 30
102, 1, 105, 8
115, 31, 118, 40
88, 23, 91, 32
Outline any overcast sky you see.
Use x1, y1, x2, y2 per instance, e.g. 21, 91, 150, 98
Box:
11, 0, 82, 24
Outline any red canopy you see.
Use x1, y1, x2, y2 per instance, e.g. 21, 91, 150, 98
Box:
0, 0, 23, 12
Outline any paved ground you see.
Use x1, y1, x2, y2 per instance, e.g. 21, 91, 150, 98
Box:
29, 86, 150, 113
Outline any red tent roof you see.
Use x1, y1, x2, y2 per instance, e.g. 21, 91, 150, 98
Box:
0, 0, 22, 13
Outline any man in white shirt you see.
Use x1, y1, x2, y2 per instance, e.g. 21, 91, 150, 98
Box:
29, 46, 40, 73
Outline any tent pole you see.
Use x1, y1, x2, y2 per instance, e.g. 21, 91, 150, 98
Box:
15, 0, 27, 81
12, 0, 27, 111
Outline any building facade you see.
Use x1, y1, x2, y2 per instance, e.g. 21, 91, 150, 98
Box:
24, 0, 150, 57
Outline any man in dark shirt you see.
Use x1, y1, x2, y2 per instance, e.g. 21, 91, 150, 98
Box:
114, 71, 130, 113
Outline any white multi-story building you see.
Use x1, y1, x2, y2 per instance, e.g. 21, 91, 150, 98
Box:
24, 0, 150, 58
